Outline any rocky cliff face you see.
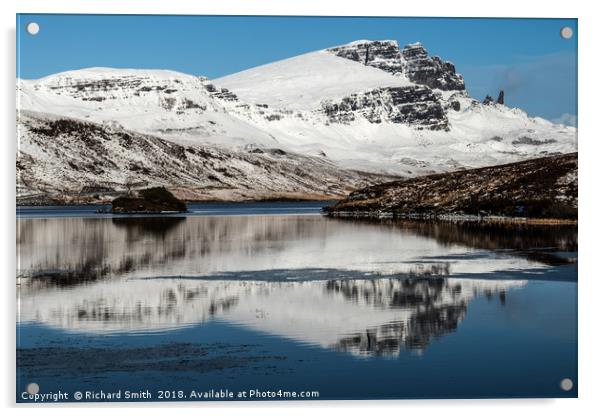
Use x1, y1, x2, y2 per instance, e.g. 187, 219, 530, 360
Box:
24, 70, 218, 113
320, 41, 465, 130
327, 40, 405, 75
324, 153, 578, 220
322, 86, 448, 130
401, 43, 465, 91
327, 40, 465, 91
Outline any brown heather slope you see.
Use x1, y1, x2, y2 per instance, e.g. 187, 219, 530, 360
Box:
324, 153, 577, 221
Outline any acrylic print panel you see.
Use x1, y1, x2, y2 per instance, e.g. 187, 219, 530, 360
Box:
16, 14, 577, 402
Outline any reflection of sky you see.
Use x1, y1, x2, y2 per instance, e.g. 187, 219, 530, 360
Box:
17, 15, 576, 121
16, 279, 577, 400
18, 277, 526, 354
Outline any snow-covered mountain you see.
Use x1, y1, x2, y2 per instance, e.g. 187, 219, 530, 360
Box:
17, 40, 577, 201
17, 111, 390, 203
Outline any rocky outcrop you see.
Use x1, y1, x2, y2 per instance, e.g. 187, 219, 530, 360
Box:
324, 153, 578, 221
483, 90, 505, 106
323, 41, 463, 129
327, 40, 465, 92
401, 43, 465, 91
497, 90, 505, 105
327, 40, 405, 75
321, 86, 448, 130
203, 81, 239, 101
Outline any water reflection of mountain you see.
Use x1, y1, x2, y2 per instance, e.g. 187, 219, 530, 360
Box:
352, 219, 578, 265
18, 276, 524, 357
17, 214, 569, 355
335, 304, 467, 356
327, 277, 505, 355
17, 216, 567, 285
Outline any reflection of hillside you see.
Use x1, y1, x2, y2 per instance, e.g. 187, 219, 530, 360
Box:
336, 219, 577, 265
17, 218, 111, 286
17, 216, 554, 287
17, 217, 186, 288
18, 276, 524, 357
402, 220, 576, 251
18, 216, 323, 279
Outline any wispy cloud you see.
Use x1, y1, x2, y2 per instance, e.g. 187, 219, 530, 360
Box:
551, 113, 577, 127
459, 51, 577, 122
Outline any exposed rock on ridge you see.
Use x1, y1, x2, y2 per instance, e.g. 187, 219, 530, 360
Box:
401, 43, 465, 91
327, 40, 405, 75
327, 40, 465, 91
322, 86, 448, 130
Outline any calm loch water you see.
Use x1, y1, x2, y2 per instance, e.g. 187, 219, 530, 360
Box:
16, 202, 577, 401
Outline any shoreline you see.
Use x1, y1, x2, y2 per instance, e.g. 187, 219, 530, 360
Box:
16, 197, 341, 208
323, 211, 577, 225
16, 194, 342, 207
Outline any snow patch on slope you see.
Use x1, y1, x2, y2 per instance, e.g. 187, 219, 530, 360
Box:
18, 68, 280, 148
215, 50, 412, 110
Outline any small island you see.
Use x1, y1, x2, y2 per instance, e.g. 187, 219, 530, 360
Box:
111, 187, 187, 214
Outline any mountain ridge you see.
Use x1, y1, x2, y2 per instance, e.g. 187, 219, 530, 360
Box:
16, 39, 577, 202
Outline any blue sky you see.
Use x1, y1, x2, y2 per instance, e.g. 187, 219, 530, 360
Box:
17, 14, 577, 123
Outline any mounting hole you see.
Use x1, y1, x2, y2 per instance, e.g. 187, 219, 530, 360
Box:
26, 22, 40, 35
26, 382, 39, 394
560, 378, 574, 391
560, 26, 573, 39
